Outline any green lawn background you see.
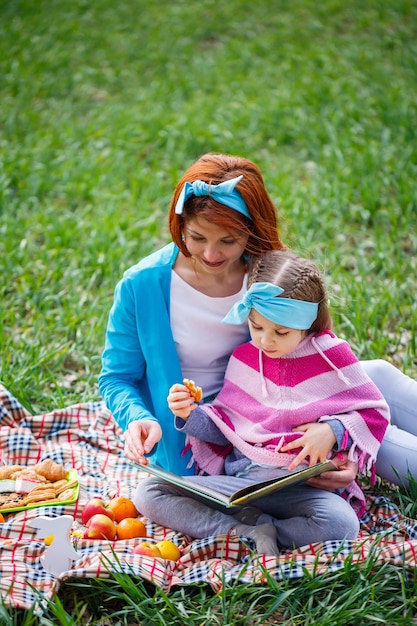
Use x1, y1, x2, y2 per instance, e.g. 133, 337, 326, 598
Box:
0, 1, 417, 622
1, 0, 416, 414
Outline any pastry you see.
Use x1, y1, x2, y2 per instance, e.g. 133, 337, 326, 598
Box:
0, 460, 76, 510
0, 465, 24, 480
183, 378, 203, 402
0, 492, 26, 510
33, 459, 68, 482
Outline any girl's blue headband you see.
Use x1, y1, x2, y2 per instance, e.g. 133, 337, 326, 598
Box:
174, 174, 252, 220
222, 282, 319, 330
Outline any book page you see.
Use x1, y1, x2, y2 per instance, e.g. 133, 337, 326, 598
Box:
229, 459, 339, 506
132, 458, 340, 510
133, 462, 235, 508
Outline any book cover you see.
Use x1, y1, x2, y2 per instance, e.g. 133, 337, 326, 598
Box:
132, 458, 341, 510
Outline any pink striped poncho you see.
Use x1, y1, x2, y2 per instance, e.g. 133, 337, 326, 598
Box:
188, 330, 390, 508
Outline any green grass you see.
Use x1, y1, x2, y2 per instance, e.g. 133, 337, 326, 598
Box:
1, 0, 417, 622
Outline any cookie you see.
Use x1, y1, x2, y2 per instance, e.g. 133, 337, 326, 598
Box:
183, 378, 203, 402
0, 492, 26, 510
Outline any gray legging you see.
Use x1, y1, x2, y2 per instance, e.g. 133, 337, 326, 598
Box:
361, 359, 417, 486
135, 465, 360, 550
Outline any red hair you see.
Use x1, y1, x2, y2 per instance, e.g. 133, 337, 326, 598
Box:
168, 153, 283, 256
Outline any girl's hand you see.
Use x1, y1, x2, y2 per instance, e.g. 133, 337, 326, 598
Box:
306, 458, 358, 491
281, 422, 337, 470
167, 383, 196, 420
124, 419, 162, 465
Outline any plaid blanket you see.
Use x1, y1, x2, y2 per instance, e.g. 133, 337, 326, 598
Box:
1, 383, 417, 613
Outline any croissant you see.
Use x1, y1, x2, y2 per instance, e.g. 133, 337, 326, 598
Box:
10, 469, 42, 481
33, 459, 67, 482
0, 465, 24, 480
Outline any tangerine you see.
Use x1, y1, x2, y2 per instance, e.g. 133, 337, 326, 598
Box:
155, 539, 181, 561
106, 496, 139, 523
116, 517, 147, 540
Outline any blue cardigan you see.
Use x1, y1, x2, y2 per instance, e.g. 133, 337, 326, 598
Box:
99, 243, 194, 474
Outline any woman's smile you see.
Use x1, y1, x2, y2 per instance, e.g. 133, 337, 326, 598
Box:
201, 258, 226, 269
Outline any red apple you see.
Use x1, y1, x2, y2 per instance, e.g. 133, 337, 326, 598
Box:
81, 497, 115, 525
83, 513, 117, 540
132, 541, 162, 557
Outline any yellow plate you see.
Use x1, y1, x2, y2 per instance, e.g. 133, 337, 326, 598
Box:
0, 469, 79, 514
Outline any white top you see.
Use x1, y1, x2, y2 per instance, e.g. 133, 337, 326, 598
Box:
170, 271, 248, 397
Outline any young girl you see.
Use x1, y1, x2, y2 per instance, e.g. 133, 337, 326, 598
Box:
134, 250, 389, 555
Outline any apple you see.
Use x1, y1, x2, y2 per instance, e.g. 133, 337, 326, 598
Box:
132, 541, 162, 557
83, 513, 117, 540
81, 497, 115, 525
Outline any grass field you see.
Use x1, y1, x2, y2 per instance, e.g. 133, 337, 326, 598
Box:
1, 0, 417, 623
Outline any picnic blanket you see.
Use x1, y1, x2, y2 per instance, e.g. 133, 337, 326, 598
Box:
1, 383, 417, 613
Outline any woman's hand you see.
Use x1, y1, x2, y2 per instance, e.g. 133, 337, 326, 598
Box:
281, 422, 337, 470
124, 419, 162, 465
306, 458, 358, 491
167, 383, 196, 420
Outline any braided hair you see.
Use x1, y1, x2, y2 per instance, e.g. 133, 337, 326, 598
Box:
247, 250, 332, 333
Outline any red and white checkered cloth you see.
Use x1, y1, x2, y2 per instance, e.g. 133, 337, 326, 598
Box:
1, 383, 416, 612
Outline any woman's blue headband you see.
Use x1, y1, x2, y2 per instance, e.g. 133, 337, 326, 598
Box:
222, 282, 319, 330
174, 174, 252, 220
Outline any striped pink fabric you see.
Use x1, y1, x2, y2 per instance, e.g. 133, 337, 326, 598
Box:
192, 331, 389, 480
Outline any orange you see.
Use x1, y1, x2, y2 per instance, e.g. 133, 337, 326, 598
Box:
116, 517, 147, 540
0, 513, 4, 523
155, 539, 181, 561
106, 496, 139, 523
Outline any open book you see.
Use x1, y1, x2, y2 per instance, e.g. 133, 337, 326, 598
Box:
133, 458, 341, 510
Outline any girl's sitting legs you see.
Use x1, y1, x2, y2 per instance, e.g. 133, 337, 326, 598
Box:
134, 470, 359, 551
253, 483, 360, 548
134, 476, 279, 555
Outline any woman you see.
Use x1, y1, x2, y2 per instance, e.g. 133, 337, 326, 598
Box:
99, 153, 283, 476
360, 360, 417, 487
99, 152, 417, 488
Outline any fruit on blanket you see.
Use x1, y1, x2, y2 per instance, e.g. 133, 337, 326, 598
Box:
116, 517, 146, 540
106, 496, 139, 522
83, 513, 117, 540
132, 541, 162, 557
0, 513, 4, 523
155, 539, 181, 561
81, 497, 115, 525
